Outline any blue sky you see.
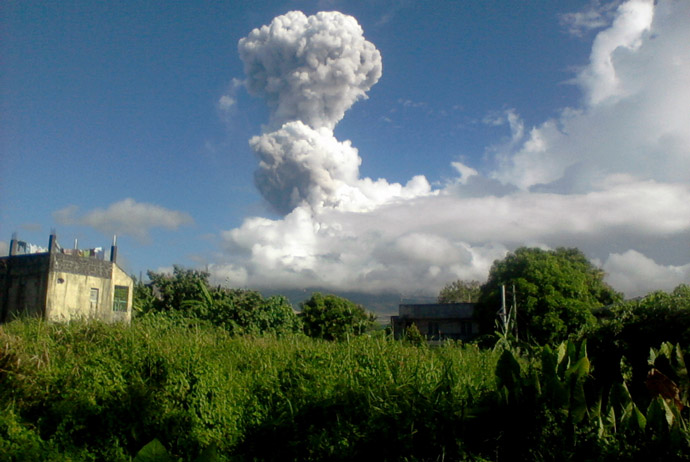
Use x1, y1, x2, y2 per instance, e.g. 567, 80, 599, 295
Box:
3, 0, 689, 298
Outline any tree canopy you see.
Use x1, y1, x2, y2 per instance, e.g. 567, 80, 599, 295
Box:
135, 266, 300, 335
438, 280, 481, 303
144, 265, 210, 313
300, 292, 375, 341
476, 247, 622, 344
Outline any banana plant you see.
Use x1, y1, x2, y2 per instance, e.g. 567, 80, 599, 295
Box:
494, 340, 590, 424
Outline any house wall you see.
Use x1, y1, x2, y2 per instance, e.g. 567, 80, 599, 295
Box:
0, 254, 51, 322
399, 303, 475, 318
1, 243, 134, 324
392, 303, 478, 342
44, 253, 132, 323
45, 270, 113, 322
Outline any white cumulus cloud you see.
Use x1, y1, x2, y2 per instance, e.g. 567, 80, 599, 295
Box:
560, 0, 621, 37
492, 0, 690, 191
603, 250, 690, 297
54, 198, 194, 242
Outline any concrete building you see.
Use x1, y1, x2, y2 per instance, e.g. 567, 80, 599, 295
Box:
0, 232, 133, 323
391, 303, 477, 342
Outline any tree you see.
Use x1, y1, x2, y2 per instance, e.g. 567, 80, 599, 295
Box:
583, 283, 690, 403
300, 293, 375, 341
438, 280, 481, 303
145, 266, 210, 313
139, 266, 300, 335
183, 285, 301, 336
476, 247, 622, 345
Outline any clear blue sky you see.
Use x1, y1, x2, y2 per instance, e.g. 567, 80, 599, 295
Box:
2, 0, 689, 298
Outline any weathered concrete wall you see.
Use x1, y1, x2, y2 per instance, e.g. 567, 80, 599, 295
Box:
51, 253, 112, 279
0, 254, 51, 322
45, 270, 112, 322
2, 252, 133, 324
45, 254, 114, 322
45, 254, 133, 323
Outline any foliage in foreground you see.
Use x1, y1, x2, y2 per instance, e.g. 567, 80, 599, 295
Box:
477, 340, 689, 461
0, 316, 497, 461
583, 284, 690, 405
2, 284, 689, 461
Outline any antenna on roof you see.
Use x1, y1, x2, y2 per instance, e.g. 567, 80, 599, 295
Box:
9, 232, 18, 256
48, 229, 58, 253
110, 235, 118, 263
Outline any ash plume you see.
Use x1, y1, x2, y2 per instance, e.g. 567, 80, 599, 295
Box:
239, 11, 429, 215
239, 11, 382, 130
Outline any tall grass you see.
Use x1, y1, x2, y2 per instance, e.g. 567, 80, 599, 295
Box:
0, 316, 499, 461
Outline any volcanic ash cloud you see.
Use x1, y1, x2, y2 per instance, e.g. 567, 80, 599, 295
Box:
238, 11, 432, 215
239, 10, 382, 130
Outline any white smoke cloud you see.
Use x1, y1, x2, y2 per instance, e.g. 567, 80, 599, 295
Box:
251, 121, 362, 214
219, 178, 690, 294
216, 2, 690, 298
54, 198, 194, 242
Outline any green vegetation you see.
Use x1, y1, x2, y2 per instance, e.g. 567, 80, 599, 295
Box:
583, 284, 690, 405
475, 247, 622, 344
438, 279, 481, 303
1, 255, 689, 460
2, 309, 688, 460
0, 317, 498, 461
136, 267, 301, 336
300, 292, 375, 341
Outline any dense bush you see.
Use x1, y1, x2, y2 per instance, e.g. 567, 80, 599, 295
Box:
300, 292, 375, 341
0, 316, 498, 461
583, 284, 690, 405
2, 284, 688, 460
476, 247, 621, 344
467, 341, 690, 461
136, 267, 301, 336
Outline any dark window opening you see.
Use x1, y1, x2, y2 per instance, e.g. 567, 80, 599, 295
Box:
113, 285, 129, 312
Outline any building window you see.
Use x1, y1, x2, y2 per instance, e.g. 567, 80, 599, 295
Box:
90, 288, 99, 307
113, 285, 129, 312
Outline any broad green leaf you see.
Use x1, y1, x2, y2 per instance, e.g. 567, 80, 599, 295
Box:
133, 439, 176, 462
565, 356, 590, 382
646, 396, 674, 434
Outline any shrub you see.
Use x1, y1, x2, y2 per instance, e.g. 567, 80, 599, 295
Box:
300, 293, 375, 341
